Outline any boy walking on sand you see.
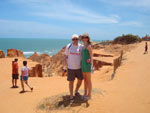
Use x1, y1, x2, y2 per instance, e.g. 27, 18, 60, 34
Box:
20, 61, 33, 93
12, 58, 19, 88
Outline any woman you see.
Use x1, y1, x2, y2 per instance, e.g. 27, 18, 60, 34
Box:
81, 33, 93, 100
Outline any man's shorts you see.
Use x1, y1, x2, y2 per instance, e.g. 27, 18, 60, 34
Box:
20, 76, 28, 81
12, 74, 19, 79
67, 69, 83, 81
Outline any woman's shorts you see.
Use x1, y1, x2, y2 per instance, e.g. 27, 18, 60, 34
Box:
20, 76, 28, 81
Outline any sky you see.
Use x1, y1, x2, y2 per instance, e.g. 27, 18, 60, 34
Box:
0, 0, 150, 40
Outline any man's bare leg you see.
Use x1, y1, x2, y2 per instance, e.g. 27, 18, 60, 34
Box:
75, 79, 82, 94
69, 81, 74, 98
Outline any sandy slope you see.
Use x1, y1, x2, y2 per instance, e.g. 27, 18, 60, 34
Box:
0, 42, 150, 113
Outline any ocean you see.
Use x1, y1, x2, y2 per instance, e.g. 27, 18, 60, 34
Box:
0, 38, 71, 58
0, 38, 101, 58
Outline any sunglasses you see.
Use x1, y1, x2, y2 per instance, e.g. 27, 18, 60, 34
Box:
82, 36, 89, 39
72, 38, 78, 41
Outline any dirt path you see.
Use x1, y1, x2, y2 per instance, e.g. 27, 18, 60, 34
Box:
91, 42, 150, 113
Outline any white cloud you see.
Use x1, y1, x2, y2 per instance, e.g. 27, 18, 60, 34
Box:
97, 0, 150, 7
119, 21, 143, 27
10, 0, 119, 24
0, 19, 70, 38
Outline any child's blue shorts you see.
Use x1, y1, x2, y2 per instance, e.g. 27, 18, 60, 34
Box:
20, 76, 28, 81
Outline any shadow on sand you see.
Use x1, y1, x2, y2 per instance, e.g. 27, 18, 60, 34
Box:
37, 94, 89, 112
37, 88, 105, 113
58, 95, 89, 108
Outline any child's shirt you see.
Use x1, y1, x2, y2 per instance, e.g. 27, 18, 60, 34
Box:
21, 66, 29, 76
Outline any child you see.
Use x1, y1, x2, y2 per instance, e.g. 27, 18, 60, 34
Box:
144, 42, 148, 54
12, 58, 19, 88
20, 61, 33, 93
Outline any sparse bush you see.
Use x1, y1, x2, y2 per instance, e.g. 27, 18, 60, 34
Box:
113, 34, 141, 44
100, 40, 112, 46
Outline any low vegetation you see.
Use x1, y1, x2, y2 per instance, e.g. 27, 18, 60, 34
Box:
113, 34, 142, 44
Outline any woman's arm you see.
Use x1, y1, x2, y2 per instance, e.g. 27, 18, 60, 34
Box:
87, 45, 93, 67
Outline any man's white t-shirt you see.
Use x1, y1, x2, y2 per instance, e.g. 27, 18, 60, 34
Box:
21, 66, 29, 76
65, 43, 83, 69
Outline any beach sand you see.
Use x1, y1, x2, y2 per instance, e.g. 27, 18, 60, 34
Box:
0, 41, 150, 113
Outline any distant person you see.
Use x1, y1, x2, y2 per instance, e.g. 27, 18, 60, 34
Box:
144, 42, 148, 54
81, 33, 93, 101
20, 61, 33, 93
12, 58, 19, 88
63, 34, 83, 102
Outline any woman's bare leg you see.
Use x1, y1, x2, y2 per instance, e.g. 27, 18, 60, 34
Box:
86, 72, 92, 98
82, 72, 88, 96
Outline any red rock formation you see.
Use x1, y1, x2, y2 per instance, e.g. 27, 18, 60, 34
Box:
28, 52, 51, 65
92, 43, 105, 50
29, 64, 43, 77
7, 49, 25, 58
0, 50, 5, 58
44, 44, 114, 76
93, 53, 113, 57
93, 59, 113, 70
43, 47, 65, 76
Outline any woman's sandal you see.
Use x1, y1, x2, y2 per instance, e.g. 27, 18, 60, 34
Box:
81, 95, 91, 101
69, 97, 74, 103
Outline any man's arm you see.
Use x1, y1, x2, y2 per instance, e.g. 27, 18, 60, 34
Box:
63, 45, 69, 70
63, 55, 68, 70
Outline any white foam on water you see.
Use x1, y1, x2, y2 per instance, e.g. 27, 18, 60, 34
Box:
23, 51, 34, 55
23, 49, 60, 58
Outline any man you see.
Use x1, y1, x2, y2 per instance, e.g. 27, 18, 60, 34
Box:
20, 61, 33, 93
64, 34, 83, 102
12, 58, 19, 88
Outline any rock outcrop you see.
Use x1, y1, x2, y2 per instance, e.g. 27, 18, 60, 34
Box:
42, 43, 116, 77
43, 44, 114, 76
28, 52, 51, 65
43, 47, 65, 77
93, 53, 113, 57
0, 50, 5, 58
92, 43, 105, 50
93, 59, 113, 70
7, 49, 25, 58
42, 42, 131, 77
29, 64, 43, 77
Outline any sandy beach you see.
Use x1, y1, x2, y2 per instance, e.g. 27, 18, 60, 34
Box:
0, 41, 150, 113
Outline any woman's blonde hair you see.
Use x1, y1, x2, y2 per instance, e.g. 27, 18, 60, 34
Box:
82, 33, 91, 45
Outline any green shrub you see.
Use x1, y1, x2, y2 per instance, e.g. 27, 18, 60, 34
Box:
113, 34, 141, 44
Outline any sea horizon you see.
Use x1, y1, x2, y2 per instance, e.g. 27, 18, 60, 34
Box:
0, 38, 102, 58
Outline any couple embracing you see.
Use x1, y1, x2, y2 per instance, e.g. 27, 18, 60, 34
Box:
64, 33, 93, 102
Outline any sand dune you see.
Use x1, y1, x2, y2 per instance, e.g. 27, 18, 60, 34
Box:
0, 42, 150, 113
